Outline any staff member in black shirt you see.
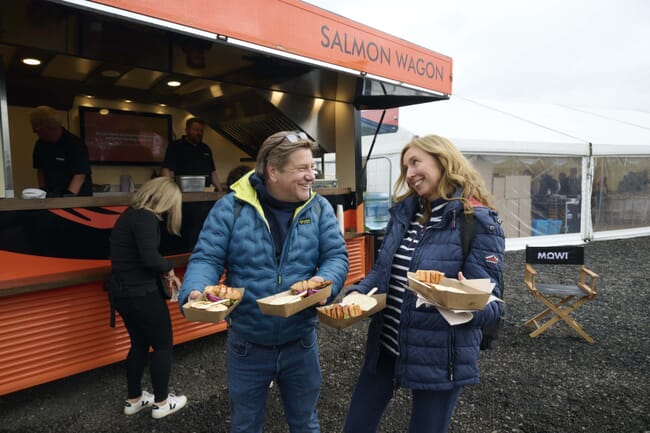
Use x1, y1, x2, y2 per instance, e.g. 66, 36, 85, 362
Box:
30, 106, 93, 197
161, 117, 223, 192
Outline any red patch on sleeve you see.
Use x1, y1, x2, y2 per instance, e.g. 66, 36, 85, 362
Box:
485, 255, 499, 264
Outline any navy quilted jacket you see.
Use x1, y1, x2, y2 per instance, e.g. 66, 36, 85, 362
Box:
351, 191, 505, 390
179, 172, 349, 346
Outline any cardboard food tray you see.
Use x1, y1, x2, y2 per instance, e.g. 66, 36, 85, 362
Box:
407, 272, 494, 310
182, 288, 245, 323
256, 284, 332, 317
317, 293, 386, 330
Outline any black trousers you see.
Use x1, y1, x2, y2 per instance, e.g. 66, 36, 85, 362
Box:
114, 290, 173, 403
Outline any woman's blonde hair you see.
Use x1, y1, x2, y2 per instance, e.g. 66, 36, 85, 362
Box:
130, 177, 182, 235
394, 134, 494, 222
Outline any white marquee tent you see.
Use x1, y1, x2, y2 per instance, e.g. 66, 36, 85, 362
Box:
362, 97, 650, 250
466, 99, 650, 156
398, 97, 589, 155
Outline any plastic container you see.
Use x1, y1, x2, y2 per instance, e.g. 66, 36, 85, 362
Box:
364, 192, 390, 231
175, 176, 206, 192
119, 175, 133, 192
532, 219, 563, 235
548, 220, 563, 234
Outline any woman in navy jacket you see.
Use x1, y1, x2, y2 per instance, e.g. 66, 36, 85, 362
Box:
343, 135, 505, 433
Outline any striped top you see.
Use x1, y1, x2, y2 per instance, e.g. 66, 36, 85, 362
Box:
379, 200, 448, 356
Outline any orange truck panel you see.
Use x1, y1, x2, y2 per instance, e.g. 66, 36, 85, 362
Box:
92, 0, 452, 94
344, 236, 366, 285
0, 235, 367, 395
0, 281, 224, 396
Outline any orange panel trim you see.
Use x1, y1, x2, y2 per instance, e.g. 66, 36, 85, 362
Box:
0, 251, 109, 294
0, 281, 225, 396
48, 206, 125, 229
0, 251, 107, 282
344, 236, 366, 286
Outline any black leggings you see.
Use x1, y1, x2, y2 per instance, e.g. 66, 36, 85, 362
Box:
115, 290, 173, 403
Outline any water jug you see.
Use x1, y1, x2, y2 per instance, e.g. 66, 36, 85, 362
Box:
364, 192, 390, 231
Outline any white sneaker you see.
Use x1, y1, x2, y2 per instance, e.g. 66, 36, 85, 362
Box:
123, 390, 154, 415
151, 394, 187, 419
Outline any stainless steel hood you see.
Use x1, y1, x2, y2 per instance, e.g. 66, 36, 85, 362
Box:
182, 88, 312, 158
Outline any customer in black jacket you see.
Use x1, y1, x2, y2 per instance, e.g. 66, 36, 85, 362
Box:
109, 177, 187, 419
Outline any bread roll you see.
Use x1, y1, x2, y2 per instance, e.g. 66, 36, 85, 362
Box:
321, 303, 363, 319
204, 284, 242, 300
290, 279, 332, 294
415, 270, 444, 284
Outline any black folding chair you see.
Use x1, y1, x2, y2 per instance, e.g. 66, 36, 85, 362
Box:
523, 245, 599, 344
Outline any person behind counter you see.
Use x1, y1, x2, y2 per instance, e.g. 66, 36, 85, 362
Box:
160, 117, 223, 192
108, 177, 187, 419
30, 106, 93, 197
178, 130, 349, 432
342, 134, 505, 433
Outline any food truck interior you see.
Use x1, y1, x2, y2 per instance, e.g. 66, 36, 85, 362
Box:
0, 0, 451, 396
0, 0, 445, 196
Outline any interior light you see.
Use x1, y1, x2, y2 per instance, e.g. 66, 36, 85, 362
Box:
167, 80, 182, 87
101, 69, 121, 78
99, 108, 110, 115
22, 58, 41, 66
312, 97, 324, 112
270, 91, 284, 106
124, 99, 132, 103
159, 103, 167, 107
209, 84, 223, 98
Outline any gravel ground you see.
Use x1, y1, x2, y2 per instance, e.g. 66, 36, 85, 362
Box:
1, 236, 649, 433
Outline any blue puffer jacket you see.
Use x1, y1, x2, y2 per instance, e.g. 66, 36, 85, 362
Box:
351, 191, 504, 390
179, 172, 349, 346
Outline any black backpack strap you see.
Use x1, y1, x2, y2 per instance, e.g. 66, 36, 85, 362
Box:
461, 212, 477, 262
461, 208, 505, 351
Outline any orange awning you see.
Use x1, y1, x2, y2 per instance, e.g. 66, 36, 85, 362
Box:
89, 0, 452, 95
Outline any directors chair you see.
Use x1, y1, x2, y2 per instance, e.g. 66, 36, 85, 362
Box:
523, 245, 599, 344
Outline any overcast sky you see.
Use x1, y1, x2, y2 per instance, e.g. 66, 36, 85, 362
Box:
306, 0, 650, 112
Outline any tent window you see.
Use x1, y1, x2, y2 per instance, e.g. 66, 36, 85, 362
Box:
592, 156, 650, 231
468, 155, 582, 237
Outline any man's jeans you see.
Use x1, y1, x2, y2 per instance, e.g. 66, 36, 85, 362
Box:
227, 327, 321, 433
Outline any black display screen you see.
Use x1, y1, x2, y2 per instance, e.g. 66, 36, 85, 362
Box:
80, 106, 172, 165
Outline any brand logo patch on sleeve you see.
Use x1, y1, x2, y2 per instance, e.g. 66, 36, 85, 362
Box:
298, 218, 312, 225
485, 255, 499, 264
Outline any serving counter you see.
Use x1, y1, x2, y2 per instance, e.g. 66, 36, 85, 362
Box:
0, 188, 369, 395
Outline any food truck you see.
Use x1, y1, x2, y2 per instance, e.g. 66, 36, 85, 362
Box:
0, 0, 452, 395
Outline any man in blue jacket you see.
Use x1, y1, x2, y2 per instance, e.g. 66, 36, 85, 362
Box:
179, 130, 348, 433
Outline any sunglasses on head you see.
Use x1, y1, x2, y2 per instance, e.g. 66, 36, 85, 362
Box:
283, 131, 309, 143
